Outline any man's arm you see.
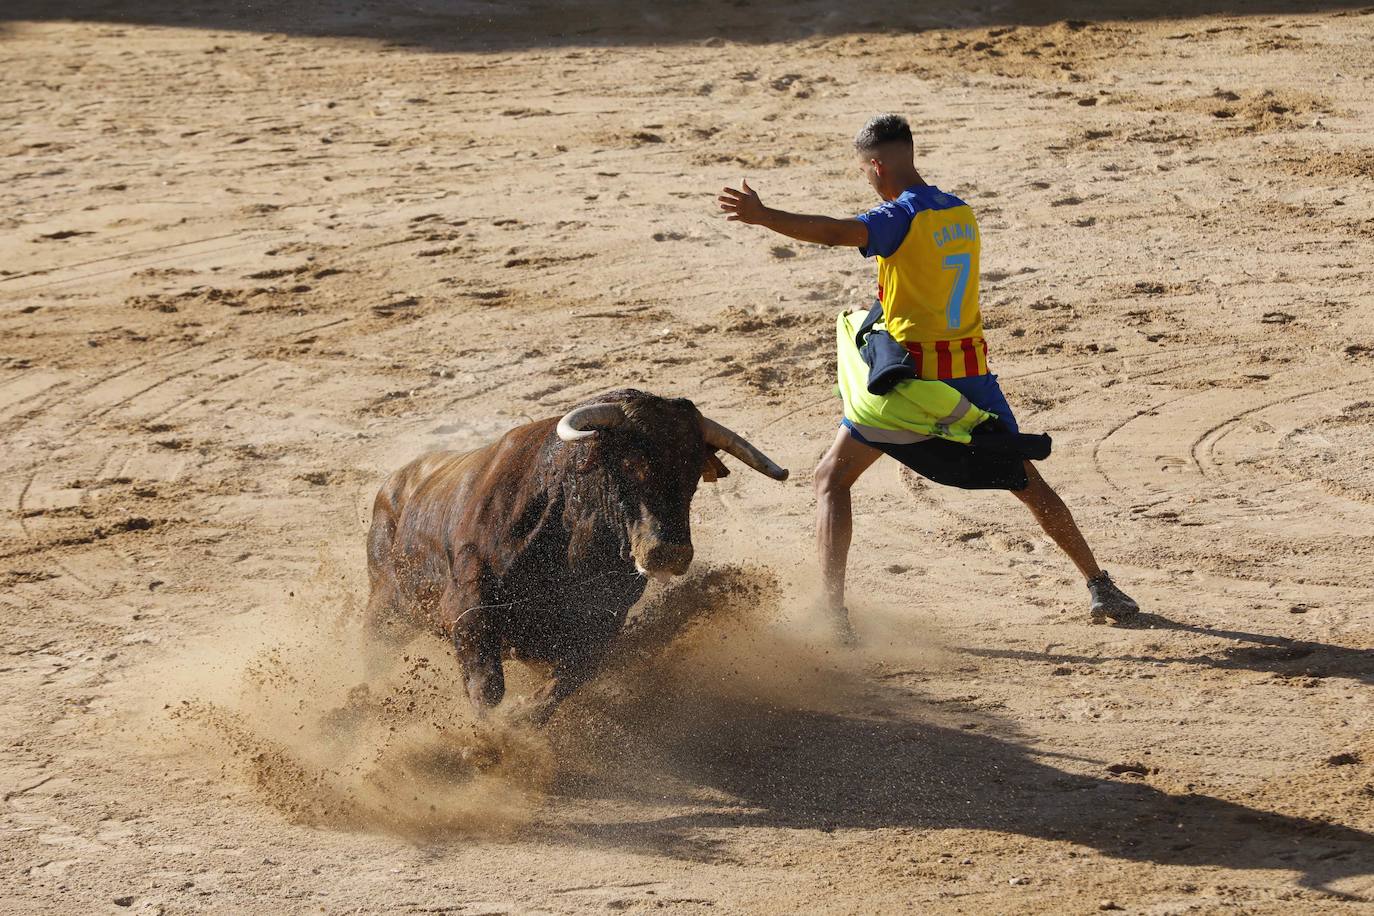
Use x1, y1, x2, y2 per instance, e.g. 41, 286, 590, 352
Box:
718, 179, 868, 249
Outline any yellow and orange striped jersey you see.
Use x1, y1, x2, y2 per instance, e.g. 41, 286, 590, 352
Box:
856, 185, 986, 380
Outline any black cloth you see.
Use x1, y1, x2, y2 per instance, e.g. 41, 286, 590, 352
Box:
845, 418, 1052, 492
854, 299, 919, 395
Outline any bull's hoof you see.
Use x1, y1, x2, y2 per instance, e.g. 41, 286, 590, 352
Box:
458, 741, 503, 771
502, 696, 557, 729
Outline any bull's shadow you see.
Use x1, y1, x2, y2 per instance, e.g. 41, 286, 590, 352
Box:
963, 612, 1374, 688
541, 669, 1373, 898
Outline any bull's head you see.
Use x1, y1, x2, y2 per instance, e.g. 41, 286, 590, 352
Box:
556, 392, 787, 579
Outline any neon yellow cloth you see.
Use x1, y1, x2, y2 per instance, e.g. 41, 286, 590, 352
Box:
835, 310, 993, 444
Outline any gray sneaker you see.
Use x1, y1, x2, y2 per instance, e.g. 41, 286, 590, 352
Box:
1088, 571, 1139, 623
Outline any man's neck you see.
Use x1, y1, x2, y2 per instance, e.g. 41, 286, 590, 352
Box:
883, 170, 925, 200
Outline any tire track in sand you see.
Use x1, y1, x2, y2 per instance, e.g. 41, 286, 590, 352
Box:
8, 314, 358, 598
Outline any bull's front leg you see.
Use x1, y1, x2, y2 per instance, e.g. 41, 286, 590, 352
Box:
519, 648, 607, 727
436, 562, 505, 717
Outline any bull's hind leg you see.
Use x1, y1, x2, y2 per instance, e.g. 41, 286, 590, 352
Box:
365, 573, 406, 641
364, 495, 406, 633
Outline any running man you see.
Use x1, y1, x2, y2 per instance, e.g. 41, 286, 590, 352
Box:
717, 113, 1139, 638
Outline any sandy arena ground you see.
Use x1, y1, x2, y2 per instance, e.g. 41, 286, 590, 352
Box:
3, 1, 1374, 913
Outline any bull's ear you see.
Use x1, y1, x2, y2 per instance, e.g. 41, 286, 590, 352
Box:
701, 452, 731, 483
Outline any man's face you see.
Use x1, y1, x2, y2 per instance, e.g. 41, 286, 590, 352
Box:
856, 151, 883, 198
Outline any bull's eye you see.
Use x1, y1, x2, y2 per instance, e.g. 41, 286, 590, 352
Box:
622, 455, 650, 483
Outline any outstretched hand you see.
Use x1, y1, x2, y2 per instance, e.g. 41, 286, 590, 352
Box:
715, 181, 862, 247
718, 179, 767, 225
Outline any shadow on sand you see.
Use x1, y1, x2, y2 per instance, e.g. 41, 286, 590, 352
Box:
964, 612, 1374, 688
539, 650, 1372, 899
4, 0, 1372, 53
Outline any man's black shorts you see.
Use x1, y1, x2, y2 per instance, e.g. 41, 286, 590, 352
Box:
843, 419, 1050, 492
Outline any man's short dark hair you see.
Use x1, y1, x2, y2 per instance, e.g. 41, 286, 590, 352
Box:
854, 114, 913, 153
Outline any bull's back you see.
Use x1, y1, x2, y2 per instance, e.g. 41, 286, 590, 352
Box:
374, 451, 471, 522
367, 420, 558, 601
369, 449, 480, 576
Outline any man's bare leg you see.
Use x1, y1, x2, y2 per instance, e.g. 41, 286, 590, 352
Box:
1011, 461, 1101, 580
1012, 461, 1140, 620
814, 427, 882, 618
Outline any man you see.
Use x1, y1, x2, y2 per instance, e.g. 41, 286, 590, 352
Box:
717, 113, 1139, 637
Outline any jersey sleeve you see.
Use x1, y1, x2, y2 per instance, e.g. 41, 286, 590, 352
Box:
855, 200, 914, 259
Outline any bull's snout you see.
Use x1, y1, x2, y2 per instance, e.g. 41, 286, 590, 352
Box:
628, 505, 694, 578
635, 541, 693, 579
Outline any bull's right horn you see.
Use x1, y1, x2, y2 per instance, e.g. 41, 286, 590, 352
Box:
701, 417, 789, 481
556, 403, 626, 442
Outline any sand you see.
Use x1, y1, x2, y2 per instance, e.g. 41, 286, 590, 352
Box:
2, 1, 1373, 912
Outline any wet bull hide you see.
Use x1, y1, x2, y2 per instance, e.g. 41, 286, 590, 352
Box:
365, 389, 788, 725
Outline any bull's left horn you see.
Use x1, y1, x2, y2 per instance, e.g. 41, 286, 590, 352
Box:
701, 417, 789, 481
557, 403, 626, 442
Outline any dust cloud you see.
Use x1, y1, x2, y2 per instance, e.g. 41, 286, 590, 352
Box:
137, 553, 948, 841
137, 553, 551, 839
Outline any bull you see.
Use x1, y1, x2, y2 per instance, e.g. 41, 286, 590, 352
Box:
365, 389, 788, 725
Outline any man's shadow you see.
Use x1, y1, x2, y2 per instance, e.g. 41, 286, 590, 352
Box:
963, 612, 1374, 687
538, 637, 1373, 900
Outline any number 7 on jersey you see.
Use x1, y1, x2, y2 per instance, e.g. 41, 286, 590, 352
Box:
942, 253, 971, 330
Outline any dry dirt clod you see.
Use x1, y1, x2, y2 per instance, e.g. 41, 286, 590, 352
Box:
1107, 762, 1152, 776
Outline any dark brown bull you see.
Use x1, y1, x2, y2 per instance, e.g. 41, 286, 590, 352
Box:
366, 389, 788, 725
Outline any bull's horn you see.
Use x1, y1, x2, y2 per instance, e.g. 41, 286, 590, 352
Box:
700, 417, 789, 481
556, 403, 626, 442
